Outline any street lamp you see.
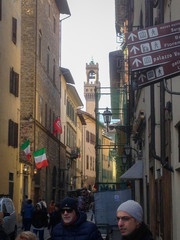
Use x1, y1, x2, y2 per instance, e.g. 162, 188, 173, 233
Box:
124, 143, 132, 156
121, 154, 127, 172
102, 107, 112, 132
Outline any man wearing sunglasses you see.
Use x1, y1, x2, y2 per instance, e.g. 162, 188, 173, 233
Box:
52, 197, 103, 240
116, 200, 154, 240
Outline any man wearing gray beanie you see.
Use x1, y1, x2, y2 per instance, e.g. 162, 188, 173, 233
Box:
116, 200, 154, 240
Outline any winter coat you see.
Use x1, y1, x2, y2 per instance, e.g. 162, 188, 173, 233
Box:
22, 203, 34, 219
49, 210, 61, 230
52, 211, 103, 240
122, 222, 154, 240
32, 208, 48, 229
0, 225, 9, 240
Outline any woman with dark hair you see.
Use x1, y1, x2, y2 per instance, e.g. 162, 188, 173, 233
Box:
32, 203, 48, 240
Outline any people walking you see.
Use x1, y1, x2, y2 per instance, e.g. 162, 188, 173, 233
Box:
22, 199, 34, 231
116, 200, 154, 240
32, 202, 48, 240
52, 197, 103, 240
48, 201, 55, 217
89, 201, 95, 222
21, 195, 28, 230
48, 203, 61, 235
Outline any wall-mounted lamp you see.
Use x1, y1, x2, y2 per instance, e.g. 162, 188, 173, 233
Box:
17, 164, 37, 175
17, 164, 30, 175
124, 143, 132, 156
124, 143, 142, 163
102, 107, 112, 132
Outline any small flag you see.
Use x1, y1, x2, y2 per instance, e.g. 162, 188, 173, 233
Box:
33, 148, 48, 169
53, 118, 62, 135
21, 140, 31, 161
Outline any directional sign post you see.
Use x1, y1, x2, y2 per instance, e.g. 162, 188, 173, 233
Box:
126, 19, 180, 85
129, 33, 180, 58
126, 20, 180, 45
133, 58, 180, 88
129, 46, 180, 71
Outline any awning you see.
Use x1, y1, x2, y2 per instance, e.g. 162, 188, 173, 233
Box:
120, 160, 143, 180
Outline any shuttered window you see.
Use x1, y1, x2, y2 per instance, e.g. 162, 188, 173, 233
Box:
12, 17, 17, 44
10, 68, 19, 97
8, 119, 18, 148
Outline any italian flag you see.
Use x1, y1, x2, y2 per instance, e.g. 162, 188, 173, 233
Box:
33, 148, 48, 169
20, 140, 31, 161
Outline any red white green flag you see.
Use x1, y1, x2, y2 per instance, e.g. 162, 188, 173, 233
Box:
20, 140, 31, 161
33, 148, 48, 169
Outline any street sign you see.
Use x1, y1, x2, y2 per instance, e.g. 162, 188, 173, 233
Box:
129, 46, 180, 71
126, 19, 180, 45
133, 58, 180, 88
128, 33, 180, 58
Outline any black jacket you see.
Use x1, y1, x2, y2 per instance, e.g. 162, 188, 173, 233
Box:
122, 222, 154, 240
32, 209, 48, 229
52, 211, 103, 240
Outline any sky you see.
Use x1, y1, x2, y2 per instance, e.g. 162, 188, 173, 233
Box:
61, 0, 117, 110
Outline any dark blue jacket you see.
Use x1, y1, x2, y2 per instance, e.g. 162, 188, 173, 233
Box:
23, 203, 34, 219
52, 211, 103, 240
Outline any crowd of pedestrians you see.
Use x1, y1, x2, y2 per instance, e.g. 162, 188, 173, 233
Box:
15, 194, 154, 240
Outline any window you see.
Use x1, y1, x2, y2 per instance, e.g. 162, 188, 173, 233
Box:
64, 126, 66, 144
90, 133, 95, 144
0, 0, 2, 21
10, 68, 19, 97
86, 155, 89, 169
64, 90, 66, 105
45, 103, 47, 128
12, 17, 17, 44
40, 97, 43, 124
8, 119, 18, 148
49, 108, 52, 131
66, 125, 76, 148
38, 31, 42, 61
47, 47, 50, 74
48, 3, 50, 17
53, 59, 55, 83
53, 17, 56, 33
9, 173, 14, 200
90, 157, 92, 170
86, 130, 89, 142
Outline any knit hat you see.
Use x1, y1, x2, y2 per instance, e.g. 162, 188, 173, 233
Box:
60, 197, 78, 212
117, 200, 143, 222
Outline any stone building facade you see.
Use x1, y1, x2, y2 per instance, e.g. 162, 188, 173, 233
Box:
0, 0, 70, 222
20, 0, 70, 207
